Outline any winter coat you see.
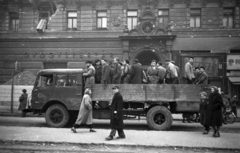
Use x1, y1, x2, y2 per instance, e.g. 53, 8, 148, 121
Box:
101, 63, 112, 84
199, 99, 211, 126
184, 62, 195, 80
75, 94, 93, 125
110, 92, 124, 129
94, 65, 102, 84
112, 63, 122, 84
130, 63, 143, 84
18, 93, 28, 111
147, 66, 159, 84
83, 65, 95, 89
208, 92, 224, 126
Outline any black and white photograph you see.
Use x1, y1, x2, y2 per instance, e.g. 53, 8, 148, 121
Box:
0, 0, 240, 152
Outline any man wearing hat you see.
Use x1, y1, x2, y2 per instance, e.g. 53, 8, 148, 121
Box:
105, 86, 125, 140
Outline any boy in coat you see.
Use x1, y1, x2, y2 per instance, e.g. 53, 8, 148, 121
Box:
105, 86, 125, 140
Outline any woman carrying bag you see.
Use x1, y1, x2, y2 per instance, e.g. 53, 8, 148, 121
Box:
71, 88, 96, 133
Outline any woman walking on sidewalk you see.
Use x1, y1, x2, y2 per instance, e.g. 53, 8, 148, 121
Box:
71, 88, 96, 133
208, 86, 224, 137
199, 92, 211, 134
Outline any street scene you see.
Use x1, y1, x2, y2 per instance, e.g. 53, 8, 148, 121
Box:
1, 0, 240, 152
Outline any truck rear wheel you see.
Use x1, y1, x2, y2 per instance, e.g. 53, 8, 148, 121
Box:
147, 106, 172, 131
45, 104, 69, 128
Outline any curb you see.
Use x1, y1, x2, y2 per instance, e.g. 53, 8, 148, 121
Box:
0, 140, 240, 152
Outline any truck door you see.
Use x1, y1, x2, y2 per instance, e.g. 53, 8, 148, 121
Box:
31, 74, 54, 109
53, 73, 82, 110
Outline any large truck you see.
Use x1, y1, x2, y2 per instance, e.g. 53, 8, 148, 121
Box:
30, 69, 208, 130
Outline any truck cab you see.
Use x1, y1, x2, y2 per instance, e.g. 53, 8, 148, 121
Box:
31, 69, 84, 127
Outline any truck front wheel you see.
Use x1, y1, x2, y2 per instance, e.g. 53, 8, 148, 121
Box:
45, 104, 69, 128
147, 106, 172, 131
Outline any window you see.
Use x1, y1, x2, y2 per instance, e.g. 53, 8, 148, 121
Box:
37, 75, 53, 87
223, 8, 234, 28
158, 9, 169, 28
127, 10, 137, 30
9, 12, 19, 31
67, 11, 77, 30
97, 11, 107, 28
190, 9, 201, 28
56, 74, 77, 86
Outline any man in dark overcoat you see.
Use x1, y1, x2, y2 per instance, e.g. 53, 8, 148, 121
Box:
112, 57, 122, 84
18, 89, 28, 117
105, 86, 125, 140
129, 59, 143, 84
101, 59, 112, 88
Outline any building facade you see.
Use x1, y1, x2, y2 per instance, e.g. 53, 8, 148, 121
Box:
0, 0, 240, 97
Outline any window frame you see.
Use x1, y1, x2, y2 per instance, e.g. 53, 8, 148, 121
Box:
67, 11, 78, 30
190, 8, 201, 28
127, 10, 138, 30
9, 12, 19, 31
96, 10, 108, 29
158, 9, 169, 29
223, 8, 234, 28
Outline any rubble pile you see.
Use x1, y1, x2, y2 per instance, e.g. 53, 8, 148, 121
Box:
4, 71, 36, 85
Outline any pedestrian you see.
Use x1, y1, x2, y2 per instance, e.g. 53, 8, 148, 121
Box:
101, 59, 112, 87
112, 57, 122, 84
199, 92, 211, 134
129, 59, 143, 84
157, 62, 166, 84
208, 86, 224, 137
83, 61, 95, 89
18, 89, 28, 117
147, 60, 159, 84
184, 57, 195, 84
71, 88, 96, 133
195, 67, 208, 84
230, 95, 238, 117
105, 86, 125, 140
94, 59, 102, 84
121, 60, 130, 84
165, 60, 178, 84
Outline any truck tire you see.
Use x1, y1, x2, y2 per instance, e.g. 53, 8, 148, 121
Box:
147, 106, 172, 131
45, 104, 69, 128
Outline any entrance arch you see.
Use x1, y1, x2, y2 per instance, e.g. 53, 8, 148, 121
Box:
131, 49, 165, 70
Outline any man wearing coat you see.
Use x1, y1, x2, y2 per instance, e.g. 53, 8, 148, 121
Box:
130, 59, 143, 84
195, 67, 208, 84
101, 59, 112, 87
83, 61, 95, 89
18, 89, 28, 117
112, 57, 122, 84
105, 86, 125, 140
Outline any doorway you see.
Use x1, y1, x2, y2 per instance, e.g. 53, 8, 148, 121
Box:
134, 50, 161, 70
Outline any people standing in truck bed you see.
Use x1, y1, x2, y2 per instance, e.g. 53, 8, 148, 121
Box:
165, 60, 178, 84
112, 57, 122, 84
121, 60, 130, 84
185, 57, 195, 84
147, 60, 159, 84
157, 62, 166, 84
101, 59, 112, 87
194, 67, 208, 84
129, 59, 143, 84
83, 61, 95, 89
94, 59, 102, 84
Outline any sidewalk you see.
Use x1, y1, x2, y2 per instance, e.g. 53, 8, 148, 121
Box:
0, 126, 239, 150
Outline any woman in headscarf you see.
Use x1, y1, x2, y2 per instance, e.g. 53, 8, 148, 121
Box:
71, 88, 96, 133
208, 86, 224, 137
199, 91, 211, 134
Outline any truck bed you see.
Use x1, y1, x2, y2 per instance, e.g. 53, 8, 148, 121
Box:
92, 84, 208, 103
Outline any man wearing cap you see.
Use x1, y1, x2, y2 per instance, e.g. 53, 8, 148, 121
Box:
185, 57, 195, 84
83, 61, 95, 89
105, 86, 125, 140
130, 59, 143, 84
